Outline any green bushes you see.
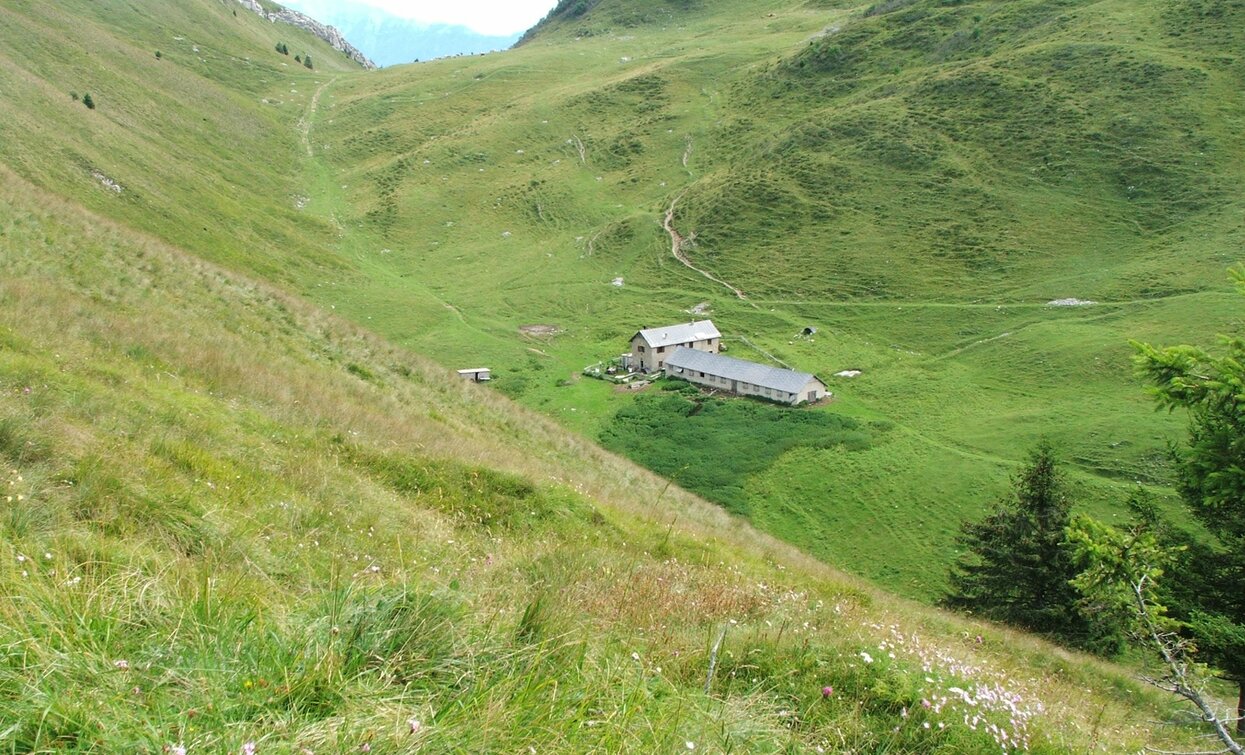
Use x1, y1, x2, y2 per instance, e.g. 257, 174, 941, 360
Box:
600, 388, 871, 515
346, 447, 594, 532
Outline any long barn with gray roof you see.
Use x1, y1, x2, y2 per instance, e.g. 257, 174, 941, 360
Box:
663, 347, 829, 405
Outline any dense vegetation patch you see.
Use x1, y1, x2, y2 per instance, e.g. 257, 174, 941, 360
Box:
599, 381, 872, 515
346, 446, 599, 533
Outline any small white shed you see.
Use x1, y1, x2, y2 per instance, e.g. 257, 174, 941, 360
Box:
457, 368, 492, 383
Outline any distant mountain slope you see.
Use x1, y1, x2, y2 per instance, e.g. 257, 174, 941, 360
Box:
325, 17, 517, 66
516, 0, 698, 44
278, 0, 519, 65
668, 0, 1245, 302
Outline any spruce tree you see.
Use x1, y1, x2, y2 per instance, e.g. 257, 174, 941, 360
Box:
946, 441, 1092, 645
1133, 269, 1245, 734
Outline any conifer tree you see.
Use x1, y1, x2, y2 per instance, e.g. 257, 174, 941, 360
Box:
1133, 268, 1245, 734
946, 442, 1094, 645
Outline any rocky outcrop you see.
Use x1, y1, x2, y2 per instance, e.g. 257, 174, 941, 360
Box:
235, 0, 377, 69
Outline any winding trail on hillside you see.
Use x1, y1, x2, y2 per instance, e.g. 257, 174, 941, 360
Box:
663, 192, 750, 302
299, 77, 337, 158
938, 330, 1015, 360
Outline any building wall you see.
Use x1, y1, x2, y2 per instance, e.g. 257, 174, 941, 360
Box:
662, 366, 826, 408
630, 337, 655, 372
795, 378, 828, 404
631, 336, 718, 373
664, 364, 824, 405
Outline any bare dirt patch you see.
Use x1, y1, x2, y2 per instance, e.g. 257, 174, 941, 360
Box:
519, 324, 562, 337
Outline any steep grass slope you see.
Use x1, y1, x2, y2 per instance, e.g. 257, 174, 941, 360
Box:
0, 0, 358, 282
2, 167, 1212, 751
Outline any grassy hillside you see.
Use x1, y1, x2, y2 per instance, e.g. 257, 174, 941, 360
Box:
0, 155, 1218, 751
299, 0, 1242, 596
0, 0, 358, 282
2, 1, 1244, 748
0, 0, 1240, 604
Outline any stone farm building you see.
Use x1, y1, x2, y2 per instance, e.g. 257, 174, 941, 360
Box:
663, 347, 829, 405
629, 320, 720, 372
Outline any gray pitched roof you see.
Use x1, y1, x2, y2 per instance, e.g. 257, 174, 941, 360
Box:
633, 320, 720, 348
664, 347, 823, 394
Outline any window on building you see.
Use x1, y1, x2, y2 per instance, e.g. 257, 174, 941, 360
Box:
637, 345, 646, 353
657, 346, 665, 354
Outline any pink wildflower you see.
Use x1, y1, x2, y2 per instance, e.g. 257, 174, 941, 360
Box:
821, 686, 833, 699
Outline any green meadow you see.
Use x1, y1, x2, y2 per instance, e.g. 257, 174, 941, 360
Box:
296, 0, 1242, 597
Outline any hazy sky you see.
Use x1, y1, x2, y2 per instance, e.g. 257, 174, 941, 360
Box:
339, 0, 557, 36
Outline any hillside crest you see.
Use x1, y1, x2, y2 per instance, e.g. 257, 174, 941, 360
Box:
236, 0, 376, 67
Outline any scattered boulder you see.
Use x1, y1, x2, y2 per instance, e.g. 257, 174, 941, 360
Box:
91, 170, 123, 194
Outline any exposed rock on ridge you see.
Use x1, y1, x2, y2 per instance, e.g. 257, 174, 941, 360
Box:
236, 0, 377, 69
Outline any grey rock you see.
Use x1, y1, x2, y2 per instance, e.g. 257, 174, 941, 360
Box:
235, 0, 376, 69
